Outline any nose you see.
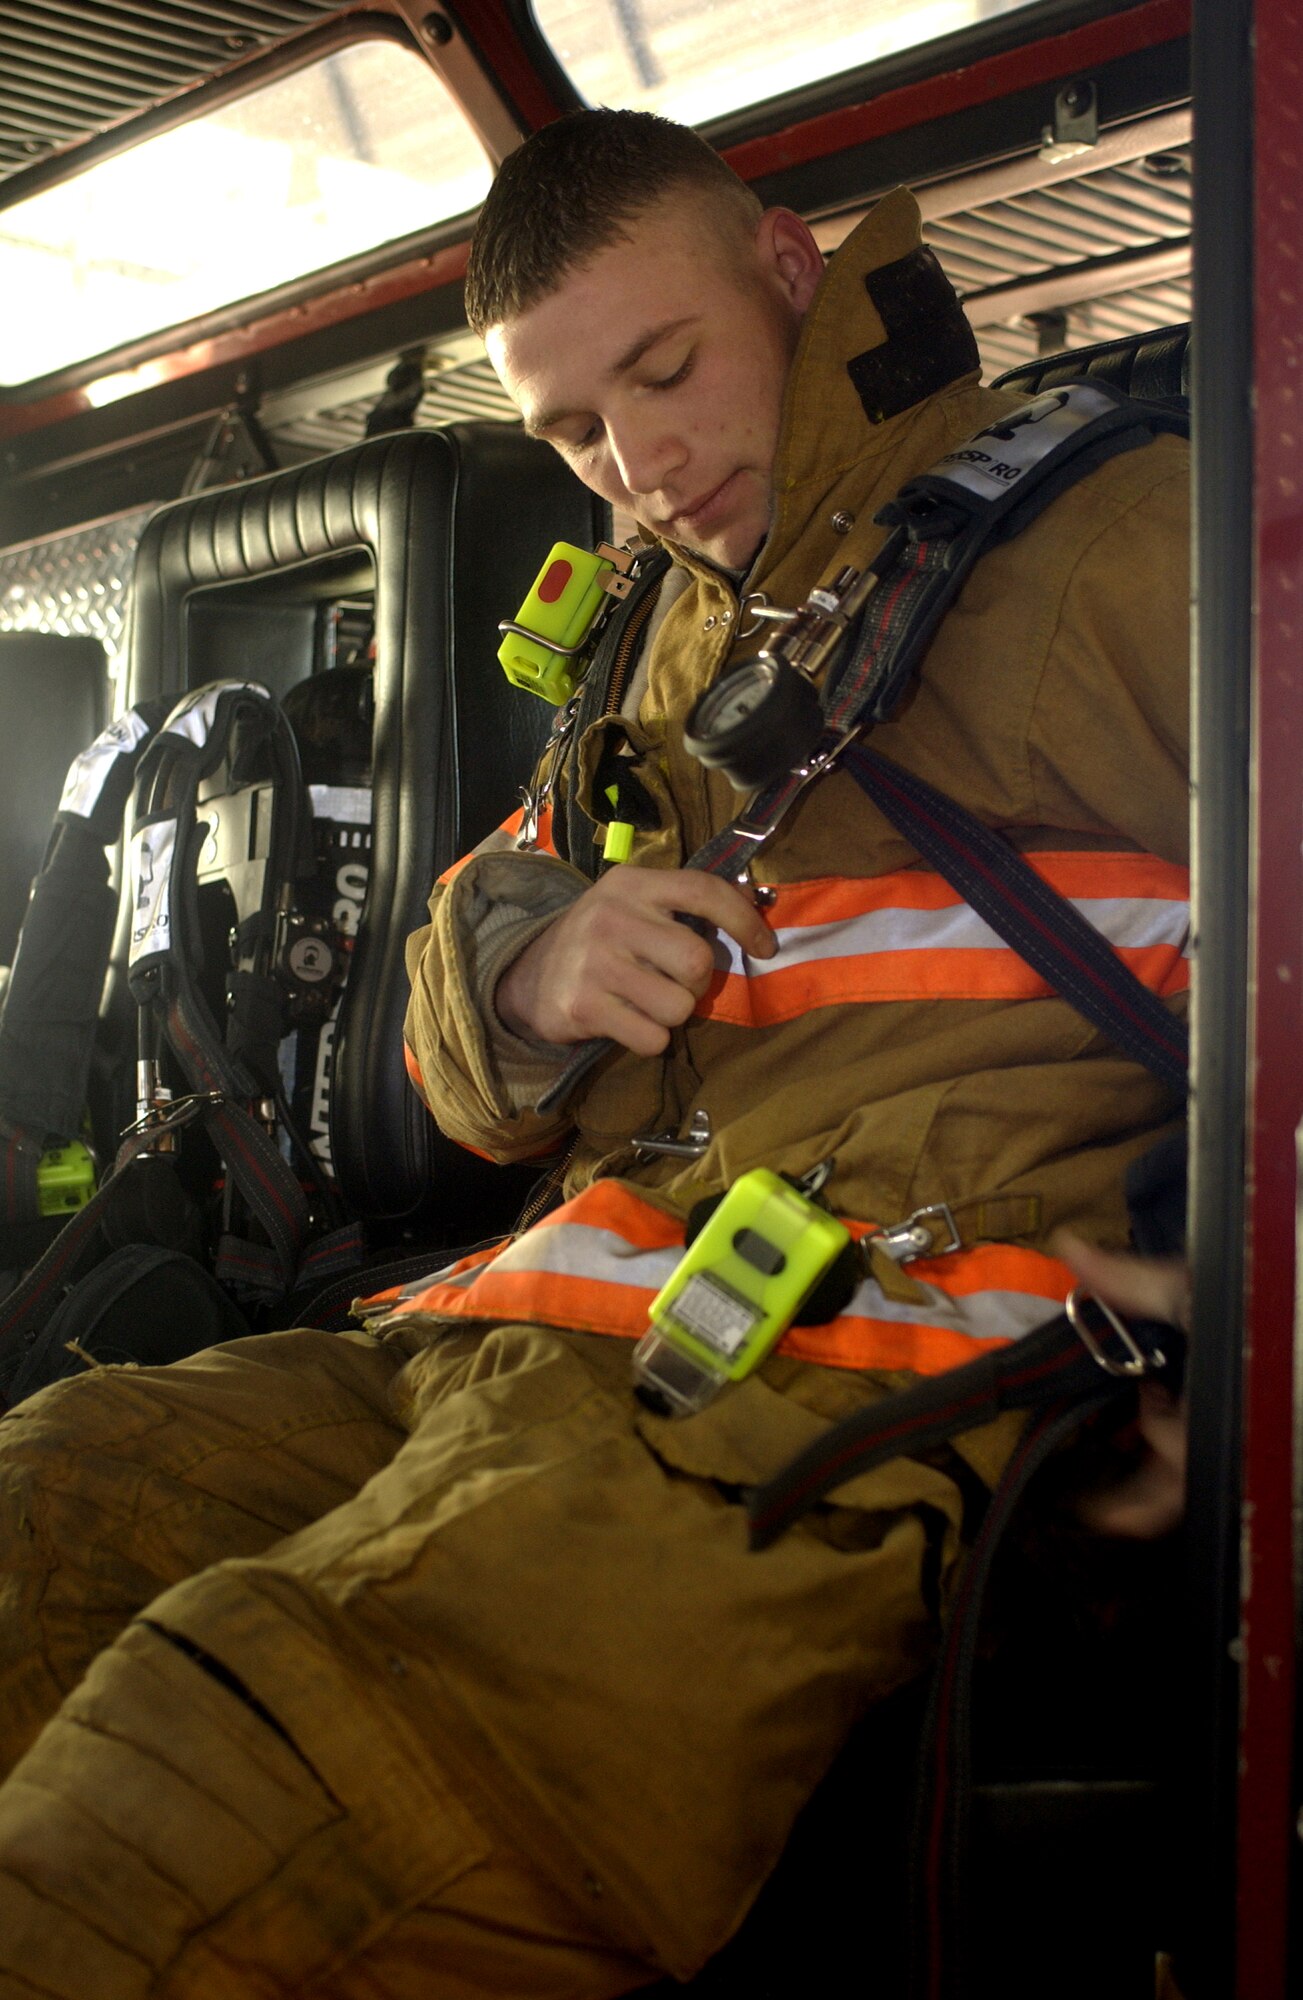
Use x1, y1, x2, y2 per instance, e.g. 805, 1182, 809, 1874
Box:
608, 410, 686, 500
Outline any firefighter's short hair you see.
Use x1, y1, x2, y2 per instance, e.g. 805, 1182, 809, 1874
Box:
464, 108, 761, 335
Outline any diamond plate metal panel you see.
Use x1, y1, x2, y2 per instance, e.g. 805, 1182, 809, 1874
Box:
0, 506, 152, 682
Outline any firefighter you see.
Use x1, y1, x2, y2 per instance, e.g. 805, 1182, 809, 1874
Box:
0, 110, 1189, 1997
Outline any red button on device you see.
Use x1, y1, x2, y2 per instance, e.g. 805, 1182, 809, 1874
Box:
538, 558, 573, 604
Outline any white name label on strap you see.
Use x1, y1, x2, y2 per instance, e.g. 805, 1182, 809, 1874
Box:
933, 383, 1121, 500
128, 817, 176, 965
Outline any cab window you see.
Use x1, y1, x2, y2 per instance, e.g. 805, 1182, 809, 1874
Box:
0, 37, 493, 387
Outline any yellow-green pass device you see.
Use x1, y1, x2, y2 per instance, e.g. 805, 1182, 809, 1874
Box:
36, 1139, 97, 1217
632, 1168, 851, 1416
498, 541, 635, 705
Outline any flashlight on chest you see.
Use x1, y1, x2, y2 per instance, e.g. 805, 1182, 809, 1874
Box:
632, 1167, 854, 1417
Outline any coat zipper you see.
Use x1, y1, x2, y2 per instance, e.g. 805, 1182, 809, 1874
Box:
603, 575, 663, 718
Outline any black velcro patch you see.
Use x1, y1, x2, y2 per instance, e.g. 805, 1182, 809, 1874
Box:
846, 247, 980, 424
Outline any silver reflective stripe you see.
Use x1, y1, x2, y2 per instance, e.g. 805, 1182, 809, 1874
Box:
398, 1223, 1055, 1346
839, 1270, 1053, 1343
713, 893, 1189, 979
484, 1220, 682, 1290
397, 1257, 485, 1299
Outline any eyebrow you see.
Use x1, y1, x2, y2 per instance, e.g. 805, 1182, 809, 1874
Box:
524, 314, 698, 439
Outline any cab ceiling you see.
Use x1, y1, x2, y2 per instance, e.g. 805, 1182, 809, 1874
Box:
0, 0, 354, 185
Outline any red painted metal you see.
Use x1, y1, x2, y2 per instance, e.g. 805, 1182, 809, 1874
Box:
0, 240, 471, 444
449, 0, 569, 128
723, 0, 1190, 181
1238, 0, 1303, 1989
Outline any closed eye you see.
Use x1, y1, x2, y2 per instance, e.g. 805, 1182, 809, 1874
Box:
649, 353, 693, 392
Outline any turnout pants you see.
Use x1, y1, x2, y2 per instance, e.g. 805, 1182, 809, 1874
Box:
0, 1318, 1007, 1997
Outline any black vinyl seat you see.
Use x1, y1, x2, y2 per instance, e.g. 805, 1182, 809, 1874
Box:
119, 422, 605, 1244
993, 319, 1190, 404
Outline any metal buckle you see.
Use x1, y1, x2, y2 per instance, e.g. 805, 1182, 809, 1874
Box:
632, 1109, 712, 1161
516, 696, 580, 850
1066, 1285, 1166, 1378
120, 1090, 224, 1143
874, 1202, 962, 1264
496, 618, 593, 659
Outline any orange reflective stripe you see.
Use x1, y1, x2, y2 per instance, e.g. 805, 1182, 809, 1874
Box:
364, 1183, 1078, 1377
438, 804, 556, 885
403, 1040, 426, 1097
698, 853, 1190, 1026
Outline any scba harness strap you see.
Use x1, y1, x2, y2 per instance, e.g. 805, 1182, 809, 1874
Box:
129, 683, 362, 1300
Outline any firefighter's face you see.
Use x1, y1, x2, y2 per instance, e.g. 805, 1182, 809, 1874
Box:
486, 195, 824, 572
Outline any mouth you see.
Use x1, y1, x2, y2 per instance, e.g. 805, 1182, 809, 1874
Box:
665, 470, 741, 540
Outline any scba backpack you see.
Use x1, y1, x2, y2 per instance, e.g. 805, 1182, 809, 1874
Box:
0, 669, 376, 1405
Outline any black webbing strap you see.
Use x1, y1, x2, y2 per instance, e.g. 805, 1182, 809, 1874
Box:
745, 1299, 1163, 1549
842, 744, 1190, 1096
0, 823, 117, 1160
164, 992, 308, 1293
559, 547, 673, 877
127, 689, 321, 1298
906, 1395, 1105, 2000
0, 1125, 44, 1232
0, 702, 172, 1191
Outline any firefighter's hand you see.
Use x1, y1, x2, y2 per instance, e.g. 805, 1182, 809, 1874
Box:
495, 867, 775, 1054
1055, 1233, 1191, 1539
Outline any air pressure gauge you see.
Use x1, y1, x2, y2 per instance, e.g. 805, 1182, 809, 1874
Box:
683, 655, 823, 793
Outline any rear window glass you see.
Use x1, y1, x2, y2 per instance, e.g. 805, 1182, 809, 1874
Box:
0, 40, 492, 388
529, 0, 1046, 126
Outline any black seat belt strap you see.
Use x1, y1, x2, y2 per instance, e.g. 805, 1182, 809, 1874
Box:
842, 743, 1189, 1096
906, 1393, 1097, 2000
0, 701, 171, 1214
557, 546, 673, 876
744, 1296, 1163, 1549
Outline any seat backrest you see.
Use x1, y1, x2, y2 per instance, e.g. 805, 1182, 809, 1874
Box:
992, 321, 1190, 404
124, 423, 605, 1229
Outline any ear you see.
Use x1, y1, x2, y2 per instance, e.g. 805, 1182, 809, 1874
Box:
757, 207, 826, 315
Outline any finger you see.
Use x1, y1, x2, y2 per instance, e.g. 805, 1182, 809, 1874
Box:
1075, 1456, 1186, 1539
614, 958, 703, 1032
575, 898, 719, 997
557, 956, 700, 1053
1052, 1231, 1191, 1331
636, 869, 777, 959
